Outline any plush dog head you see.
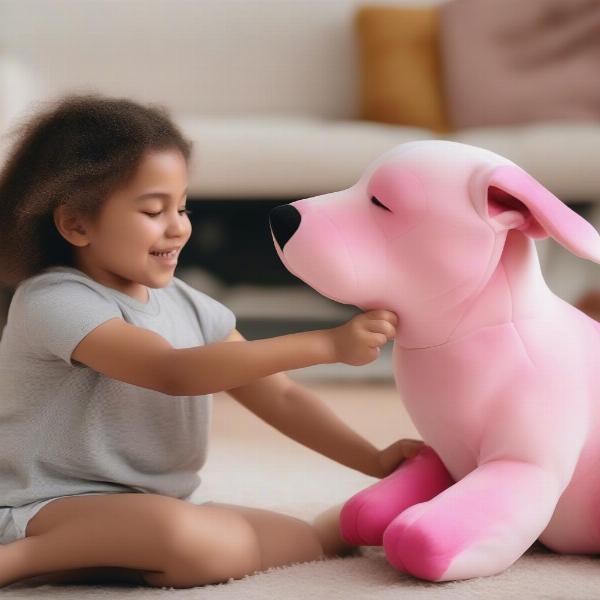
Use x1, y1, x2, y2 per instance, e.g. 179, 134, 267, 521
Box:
270, 140, 600, 346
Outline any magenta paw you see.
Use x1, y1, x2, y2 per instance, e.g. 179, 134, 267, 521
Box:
383, 503, 450, 581
340, 447, 453, 546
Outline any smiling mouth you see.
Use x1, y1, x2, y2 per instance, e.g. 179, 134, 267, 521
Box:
150, 249, 180, 258
149, 249, 180, 268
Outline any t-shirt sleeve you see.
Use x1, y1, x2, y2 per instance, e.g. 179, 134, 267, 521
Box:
21, 277, 123, 366
173, 278, 236, 344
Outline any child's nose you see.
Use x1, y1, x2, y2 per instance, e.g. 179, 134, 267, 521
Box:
166, 211, 189, 236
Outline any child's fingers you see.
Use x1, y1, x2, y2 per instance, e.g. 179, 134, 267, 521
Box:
364, 309, 398, 325
366, 319, 396, 340
366, 332, 388, 348
402, 439, 425, 458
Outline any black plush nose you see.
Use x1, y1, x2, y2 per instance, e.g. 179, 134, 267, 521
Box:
269, 204, 301, 250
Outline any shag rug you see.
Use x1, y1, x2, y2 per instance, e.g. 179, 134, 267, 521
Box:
3, 382, 599, 599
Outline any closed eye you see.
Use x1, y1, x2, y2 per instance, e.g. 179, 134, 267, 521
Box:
144, 209, 192, 218
371, 196, 392, 213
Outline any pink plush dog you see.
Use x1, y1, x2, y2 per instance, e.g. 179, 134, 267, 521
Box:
269, 140, 600, 581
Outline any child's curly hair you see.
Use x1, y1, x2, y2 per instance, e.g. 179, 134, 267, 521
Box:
0, 94, 192, 288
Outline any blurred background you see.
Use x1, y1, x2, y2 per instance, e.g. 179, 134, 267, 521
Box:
1, 0, 600, 381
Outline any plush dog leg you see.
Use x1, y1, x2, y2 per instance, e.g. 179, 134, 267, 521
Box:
382, 460, 560, 581
340, 447, 453, 546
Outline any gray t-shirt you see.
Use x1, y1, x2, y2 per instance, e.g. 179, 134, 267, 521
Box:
0, 266, 236, 507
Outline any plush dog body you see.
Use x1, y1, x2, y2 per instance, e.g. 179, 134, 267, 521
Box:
269, 140, 600, 581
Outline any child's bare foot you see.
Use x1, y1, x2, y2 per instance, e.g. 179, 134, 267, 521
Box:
312, 504, 358, 558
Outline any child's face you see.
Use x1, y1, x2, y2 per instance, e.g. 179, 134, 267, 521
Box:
77, 148, 192, 299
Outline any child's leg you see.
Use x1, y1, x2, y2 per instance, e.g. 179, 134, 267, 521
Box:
215, 502, 355, 564
0, 493, 338, 589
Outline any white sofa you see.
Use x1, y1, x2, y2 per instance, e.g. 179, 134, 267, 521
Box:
1, 0, 600, 305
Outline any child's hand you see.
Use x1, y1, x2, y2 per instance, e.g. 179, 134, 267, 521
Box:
373, 439, 425, 478
328, 310, 398, 366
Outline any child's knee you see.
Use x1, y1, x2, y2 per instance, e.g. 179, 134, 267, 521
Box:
149, 506, 262, 587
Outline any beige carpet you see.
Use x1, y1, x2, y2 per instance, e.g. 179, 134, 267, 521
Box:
3, 381, 600, 598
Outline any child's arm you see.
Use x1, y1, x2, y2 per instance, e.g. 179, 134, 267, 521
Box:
225, 329, 423, 478
71, 309, 397, 397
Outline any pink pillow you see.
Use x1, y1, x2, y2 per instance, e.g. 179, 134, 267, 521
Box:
440, 0, 600, 128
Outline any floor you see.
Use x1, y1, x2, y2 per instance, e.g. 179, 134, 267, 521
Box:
200, 378, 416, 513
5, 381, 600, 599
212, 379, 417, 453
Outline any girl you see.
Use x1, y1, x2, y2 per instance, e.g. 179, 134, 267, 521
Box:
0, 95, 421, 589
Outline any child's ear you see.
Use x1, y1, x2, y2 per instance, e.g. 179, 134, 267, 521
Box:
53, 205, 90, 247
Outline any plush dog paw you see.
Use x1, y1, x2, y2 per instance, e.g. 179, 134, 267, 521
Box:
383, 503, 523, 582
382, 502, 450, 580
340, 447, 453, 546
340, 486, 392, 546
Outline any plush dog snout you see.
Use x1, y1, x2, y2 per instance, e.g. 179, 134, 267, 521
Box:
269, 204, 301, 250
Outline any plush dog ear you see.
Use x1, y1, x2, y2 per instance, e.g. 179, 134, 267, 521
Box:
482, 164, 600, 264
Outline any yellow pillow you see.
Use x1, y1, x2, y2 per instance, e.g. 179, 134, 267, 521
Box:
355, 5, 449, 132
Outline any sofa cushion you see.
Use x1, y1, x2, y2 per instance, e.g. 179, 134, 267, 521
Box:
177, 115, 600, 203
440, 0, 600, 129
176, 115, 432, 198
455, 123, 600, 202
355, 5, 448, 133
